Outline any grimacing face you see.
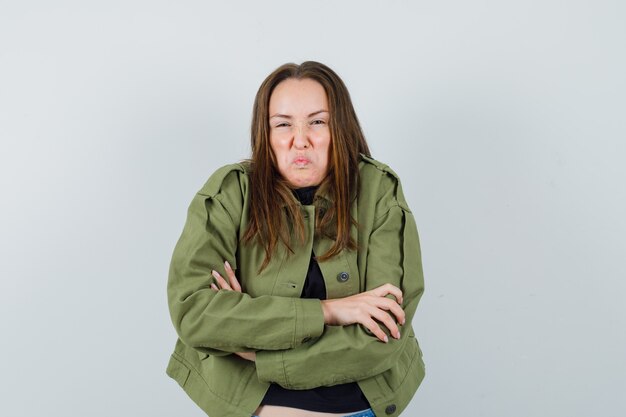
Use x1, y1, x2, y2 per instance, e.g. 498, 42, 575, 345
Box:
268, 78, 331, 189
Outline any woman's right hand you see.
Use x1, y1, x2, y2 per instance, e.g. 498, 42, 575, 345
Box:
320, 283, 405, 343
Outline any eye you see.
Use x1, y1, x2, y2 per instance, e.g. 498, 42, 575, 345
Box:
311, 119, 327, 125
274, 122, 290, 128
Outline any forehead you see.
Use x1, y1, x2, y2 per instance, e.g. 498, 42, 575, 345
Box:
269, 78, 328, 115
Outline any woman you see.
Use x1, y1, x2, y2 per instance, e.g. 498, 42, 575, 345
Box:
166, 61, 425, 417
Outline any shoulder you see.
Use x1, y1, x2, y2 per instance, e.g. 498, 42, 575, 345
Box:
197, 161, 251, 198
359, 154, 401, 179
358, 154, 411, 213
190, 162, 251, 224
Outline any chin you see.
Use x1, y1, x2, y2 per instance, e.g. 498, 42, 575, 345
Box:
288, 176, 320, 188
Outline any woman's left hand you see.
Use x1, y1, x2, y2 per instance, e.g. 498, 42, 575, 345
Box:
210, 260, 242, 292
210, 261, 256, 362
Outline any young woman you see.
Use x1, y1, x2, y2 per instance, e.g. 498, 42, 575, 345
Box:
166, 61, 425, 417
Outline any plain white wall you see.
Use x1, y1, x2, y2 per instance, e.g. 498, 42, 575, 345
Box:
1, 1, 625, 416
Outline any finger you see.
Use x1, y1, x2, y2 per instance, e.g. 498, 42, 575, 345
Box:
381, 283, 403, 304
210, 283, 219, 292
370, 307, 401, 339
363, 317, 389, 343
212, 270, 232, 291
224, 261, 242, 292
372, 283, 403, 305
373, 297, 406, 326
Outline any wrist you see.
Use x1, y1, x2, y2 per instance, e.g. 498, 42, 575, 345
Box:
320, 299, 333, 325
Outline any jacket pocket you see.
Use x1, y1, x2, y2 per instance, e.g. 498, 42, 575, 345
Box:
381, 334, 420, 391
166, 354, 191, 388
199, 354, 257, 399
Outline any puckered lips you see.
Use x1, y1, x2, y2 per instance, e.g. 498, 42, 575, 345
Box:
292, 155, 312, 167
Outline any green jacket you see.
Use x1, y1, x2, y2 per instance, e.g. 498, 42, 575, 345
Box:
166, 155, 425, 417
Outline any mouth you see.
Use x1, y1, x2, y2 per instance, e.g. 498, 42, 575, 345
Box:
293, 157, 311, 166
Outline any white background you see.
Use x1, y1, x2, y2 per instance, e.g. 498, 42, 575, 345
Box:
1, 1, 625, 416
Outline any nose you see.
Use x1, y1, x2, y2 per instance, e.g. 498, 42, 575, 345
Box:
293, 123, 310, 149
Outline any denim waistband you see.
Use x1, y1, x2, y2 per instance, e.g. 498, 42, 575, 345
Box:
345, 409, 376, 417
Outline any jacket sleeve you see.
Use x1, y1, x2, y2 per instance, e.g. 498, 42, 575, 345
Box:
255, 177, 425, 389
167, 167, 325, 357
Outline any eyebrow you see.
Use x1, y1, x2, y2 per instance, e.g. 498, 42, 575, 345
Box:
269, 110, 329, 119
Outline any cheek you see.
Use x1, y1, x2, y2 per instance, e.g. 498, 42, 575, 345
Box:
316, 135, 331, 165
269, 139, 290, 175
270, 136, 286, 158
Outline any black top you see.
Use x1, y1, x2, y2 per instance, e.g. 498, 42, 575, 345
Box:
259, 186, 370, 413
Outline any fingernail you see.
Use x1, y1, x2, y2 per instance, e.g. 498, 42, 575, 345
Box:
212, 270, 219, 278
396, 331, 401, 339
384, 335, 389, 343
225, 260, 231, 270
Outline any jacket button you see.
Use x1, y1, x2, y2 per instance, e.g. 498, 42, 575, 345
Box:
337, 272, 349, 282
385, 404, 397, 414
